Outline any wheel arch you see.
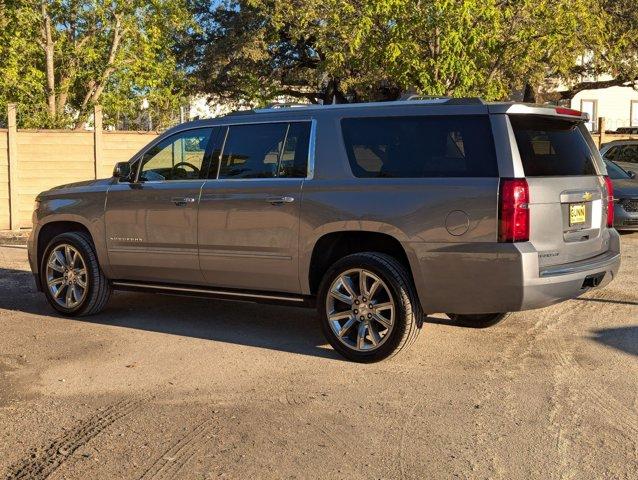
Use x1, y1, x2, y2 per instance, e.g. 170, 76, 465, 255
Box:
35, 219, 100, 275
305, 228, 419, 298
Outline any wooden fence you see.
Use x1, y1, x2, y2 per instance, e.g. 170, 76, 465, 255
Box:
0, 104, 159, 230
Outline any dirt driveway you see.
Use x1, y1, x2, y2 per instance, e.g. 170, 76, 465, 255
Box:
1, 235, 637, 480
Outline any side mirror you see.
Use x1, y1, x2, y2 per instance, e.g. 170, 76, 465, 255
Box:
628, 170, 636, 179
113, 162, 132, 181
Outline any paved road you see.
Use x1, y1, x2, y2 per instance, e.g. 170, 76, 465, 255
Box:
0, 236, 637, 479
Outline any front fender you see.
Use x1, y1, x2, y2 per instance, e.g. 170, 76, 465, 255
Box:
31, 193, 110, 278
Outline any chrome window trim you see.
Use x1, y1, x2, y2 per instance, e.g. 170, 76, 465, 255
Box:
126, 118, 317, 184
307, 118, 317, 179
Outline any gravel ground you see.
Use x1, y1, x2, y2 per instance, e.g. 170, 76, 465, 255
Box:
0, 236, 636, 480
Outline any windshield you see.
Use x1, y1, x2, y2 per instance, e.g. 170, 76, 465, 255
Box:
604, 159, 631, 180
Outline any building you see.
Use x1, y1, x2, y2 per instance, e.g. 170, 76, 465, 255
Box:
569, 86, 638, 133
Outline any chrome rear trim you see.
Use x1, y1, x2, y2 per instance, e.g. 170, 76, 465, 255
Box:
539, 250, 620, 277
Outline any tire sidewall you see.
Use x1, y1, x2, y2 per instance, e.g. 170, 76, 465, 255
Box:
318, 254, 412, 362
40, 233, 97, 316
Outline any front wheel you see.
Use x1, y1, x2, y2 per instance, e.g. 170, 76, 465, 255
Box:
41, 231, 111, 316
318, 252, 423, 362
446, 313, 510, 328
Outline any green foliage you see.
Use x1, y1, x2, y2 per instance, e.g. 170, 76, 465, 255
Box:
0, 0, 193, 128
184, 0, 636, 104
2, 0, 637, 127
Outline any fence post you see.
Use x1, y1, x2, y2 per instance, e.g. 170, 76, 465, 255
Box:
7, 104, 19, 231
93, 105, 102, 179
598, 117, 606, 148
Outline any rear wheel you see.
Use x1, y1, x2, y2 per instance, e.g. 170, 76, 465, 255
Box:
318, 252, 422, 362
446, 313, 509, 329
41, 232, 111, 316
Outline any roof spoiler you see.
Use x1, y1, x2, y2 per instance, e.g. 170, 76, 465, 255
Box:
490, 103, 590, 122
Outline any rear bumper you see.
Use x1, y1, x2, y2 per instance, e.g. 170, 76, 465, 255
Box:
410, 230, 621, 314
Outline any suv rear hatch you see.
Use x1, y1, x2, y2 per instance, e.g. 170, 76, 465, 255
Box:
508, 113, 610, 268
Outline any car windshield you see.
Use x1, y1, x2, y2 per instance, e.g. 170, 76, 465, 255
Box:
605, 160, 631, 180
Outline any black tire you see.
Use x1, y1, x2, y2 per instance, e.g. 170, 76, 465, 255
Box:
40, 231, 111, 316
446, 312, 510, 329
317, 252, 423, 362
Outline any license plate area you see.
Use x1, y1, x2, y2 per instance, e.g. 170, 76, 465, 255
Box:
569, 203, 587, 226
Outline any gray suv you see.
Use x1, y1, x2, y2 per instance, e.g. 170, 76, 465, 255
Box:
28, 99, 621, 362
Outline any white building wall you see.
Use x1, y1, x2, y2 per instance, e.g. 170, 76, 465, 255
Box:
570, 86, 638, 131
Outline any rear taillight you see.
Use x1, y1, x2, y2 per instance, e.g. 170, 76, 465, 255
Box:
604, 175, 614, 228
498, 178, 530, 242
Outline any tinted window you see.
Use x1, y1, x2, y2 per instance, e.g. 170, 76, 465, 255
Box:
509, 116, 597, 176
139, 128, 212, 181
277, 122, 311, 177
216, 122, 310, 179
618, 145, 638, 164
340, 115, 498, 178
604, 146, 619, 161
604, 160, 631, 180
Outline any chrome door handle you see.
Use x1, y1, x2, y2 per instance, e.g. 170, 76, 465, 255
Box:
266, 196, 295, 205
172, 196, 196, 206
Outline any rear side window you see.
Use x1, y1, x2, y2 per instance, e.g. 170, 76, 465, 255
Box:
617, 144, 638, 164
216, 122, 310, 179
509, 116, 597, 176
340, 115, 498, 178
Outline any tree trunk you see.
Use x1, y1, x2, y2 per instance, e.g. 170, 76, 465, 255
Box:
41, 2, 56, 117
523, 83, 537, 103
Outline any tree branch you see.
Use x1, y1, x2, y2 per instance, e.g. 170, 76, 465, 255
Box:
559, 78, 638, 99
76, 14, 124, 128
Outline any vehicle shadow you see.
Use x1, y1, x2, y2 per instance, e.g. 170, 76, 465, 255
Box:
0, 267, 338, 360
0, 266, 450, 361
589, 326, 638, 357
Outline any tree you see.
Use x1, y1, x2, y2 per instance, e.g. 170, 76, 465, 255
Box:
0, 0, 194, 128
556, 0, 638, 100
183, 0, 604, 105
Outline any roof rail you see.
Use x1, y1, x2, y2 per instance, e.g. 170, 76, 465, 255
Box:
225, 109, 256, 117
401, 94, 484, 105
260, 102, 310, 110
222, 96, 486, 116
444, 97, 485, 105
400, 94, 450, 101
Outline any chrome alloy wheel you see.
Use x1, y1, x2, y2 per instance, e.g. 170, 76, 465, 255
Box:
325, 268, 395, 352
45, 244, 88, 309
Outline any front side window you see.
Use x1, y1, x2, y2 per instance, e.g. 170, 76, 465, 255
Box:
340, 115, 498, 178
139, 128, 213, 181
215, 122, 311, 179
603, 146, 619, 161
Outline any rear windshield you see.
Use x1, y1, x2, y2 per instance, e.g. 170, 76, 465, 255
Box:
509, 115, 597, 176
340, 115, 498, 178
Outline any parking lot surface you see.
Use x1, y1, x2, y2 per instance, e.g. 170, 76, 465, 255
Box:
1, 235, 637, 479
